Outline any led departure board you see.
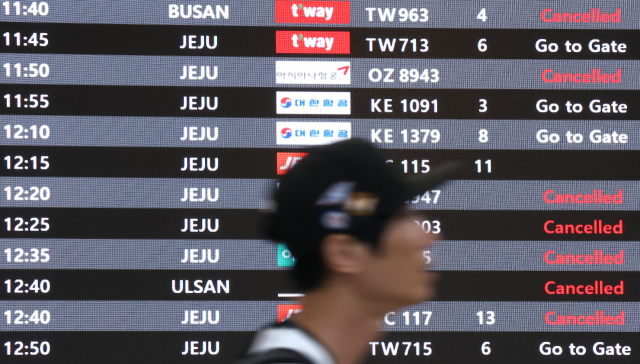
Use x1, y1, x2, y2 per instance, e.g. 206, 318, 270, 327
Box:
1, 0, 639, 362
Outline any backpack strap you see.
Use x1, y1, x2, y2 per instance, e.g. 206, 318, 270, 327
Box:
245, 325, 335, 364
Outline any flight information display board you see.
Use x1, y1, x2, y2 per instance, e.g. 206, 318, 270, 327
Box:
1, 0, 639, 362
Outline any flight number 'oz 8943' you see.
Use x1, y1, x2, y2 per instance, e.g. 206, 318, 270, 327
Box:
369, 68, 439, 83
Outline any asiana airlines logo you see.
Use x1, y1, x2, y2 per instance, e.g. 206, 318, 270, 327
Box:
276, 61, 350, 85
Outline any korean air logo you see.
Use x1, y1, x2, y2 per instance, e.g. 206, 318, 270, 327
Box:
276, 91, 350, 115
281, 128, 293, 139
276, 121, 351, 145
280, 97, 292, 108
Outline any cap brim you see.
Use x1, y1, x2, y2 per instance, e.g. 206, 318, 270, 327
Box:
402, 161, 464, 199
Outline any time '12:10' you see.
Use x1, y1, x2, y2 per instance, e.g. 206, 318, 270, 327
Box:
4, 124, 50, 139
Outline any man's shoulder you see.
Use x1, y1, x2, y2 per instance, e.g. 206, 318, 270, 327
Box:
235, 321, 336, 364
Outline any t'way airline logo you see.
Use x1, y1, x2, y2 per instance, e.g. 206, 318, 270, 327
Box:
275, 1, 350, 23
278, 304, 303, 323
277, 152, 308, 175
276, 31, 350, 54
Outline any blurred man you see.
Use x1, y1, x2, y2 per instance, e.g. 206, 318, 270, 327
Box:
236, 139, 459, 364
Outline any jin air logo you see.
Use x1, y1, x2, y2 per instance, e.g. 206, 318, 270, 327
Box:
277, 152, 308, 175
278, 304, 303, 323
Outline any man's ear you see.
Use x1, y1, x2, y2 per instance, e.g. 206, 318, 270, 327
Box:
320, 234, 370, 274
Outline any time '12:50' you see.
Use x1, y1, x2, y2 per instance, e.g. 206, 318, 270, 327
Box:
4, 341, 51, 356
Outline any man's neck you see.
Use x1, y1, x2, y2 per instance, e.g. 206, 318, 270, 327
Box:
291, 284, 386, 364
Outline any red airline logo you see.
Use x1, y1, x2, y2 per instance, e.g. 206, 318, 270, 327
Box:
276, 31, 350, 54
275, 1, 350, 24
277, 152, 308, 175
278, 304, 303, 323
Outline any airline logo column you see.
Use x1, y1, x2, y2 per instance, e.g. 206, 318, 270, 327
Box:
273, 2, 352, 281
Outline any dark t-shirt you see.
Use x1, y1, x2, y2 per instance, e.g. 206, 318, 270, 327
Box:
235, 321, 336, 364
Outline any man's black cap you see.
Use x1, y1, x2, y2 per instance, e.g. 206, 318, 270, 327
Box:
270, 138, 462, 258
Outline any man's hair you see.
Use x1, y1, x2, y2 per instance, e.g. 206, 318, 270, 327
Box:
292, 251, 326, 291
